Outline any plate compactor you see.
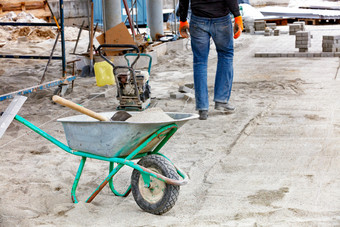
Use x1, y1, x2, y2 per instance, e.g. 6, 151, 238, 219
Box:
97, 44, 152, 111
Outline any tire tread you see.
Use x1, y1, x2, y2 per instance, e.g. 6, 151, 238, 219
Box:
131, 154, 180, 215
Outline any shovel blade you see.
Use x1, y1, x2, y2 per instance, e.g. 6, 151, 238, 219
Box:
80, 65, 95, 77
0, 95, 27, 139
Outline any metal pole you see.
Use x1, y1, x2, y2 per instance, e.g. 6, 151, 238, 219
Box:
131, 0, 135, 39
173, 0, 177, 35
59, 0, 66, 78
146, 0, 164, 40
40, 32, 61, 84
105, 0, 122, 30
102, 0, 106, 34
135, 0, 139, 34
122, 0, 136, 37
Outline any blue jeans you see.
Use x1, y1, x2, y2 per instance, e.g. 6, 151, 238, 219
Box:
190, 14, 234, 111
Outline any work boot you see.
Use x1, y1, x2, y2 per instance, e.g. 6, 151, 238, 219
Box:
198, 110, 208, 120
215, 102, 236, 112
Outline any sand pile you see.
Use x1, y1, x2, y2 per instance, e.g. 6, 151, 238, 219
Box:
0, 11, 46, 23
0, 29, 10, 42
0, 12, 83, 44
126, 107, 174, 123
63, 26, 83, 41
0, 11, 56, 42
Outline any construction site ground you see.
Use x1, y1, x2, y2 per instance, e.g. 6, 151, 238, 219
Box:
0, 25, 339, 226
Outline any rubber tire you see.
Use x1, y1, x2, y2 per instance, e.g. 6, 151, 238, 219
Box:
131, 154, 180, 215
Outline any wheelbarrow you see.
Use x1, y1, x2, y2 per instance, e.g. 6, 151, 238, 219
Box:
0, 96, 198, 215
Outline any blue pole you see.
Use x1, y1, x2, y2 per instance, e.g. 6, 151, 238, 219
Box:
59, 0, 66, 77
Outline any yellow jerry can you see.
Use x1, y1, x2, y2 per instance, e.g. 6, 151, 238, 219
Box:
94, 61, 115, 87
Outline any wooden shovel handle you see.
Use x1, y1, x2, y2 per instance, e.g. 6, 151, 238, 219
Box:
52, 95, 109, 121
90, 1, 94, 61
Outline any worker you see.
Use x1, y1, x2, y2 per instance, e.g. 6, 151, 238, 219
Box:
179, 0, 243, 120
238, 0, 250, 4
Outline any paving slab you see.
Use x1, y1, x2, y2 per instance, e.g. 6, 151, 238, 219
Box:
254, 25, 340, 57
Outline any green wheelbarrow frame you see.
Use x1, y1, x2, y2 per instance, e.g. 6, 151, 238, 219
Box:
14, 115, 188, 204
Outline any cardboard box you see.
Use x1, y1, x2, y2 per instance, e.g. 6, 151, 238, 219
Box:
96, 22, 135, 56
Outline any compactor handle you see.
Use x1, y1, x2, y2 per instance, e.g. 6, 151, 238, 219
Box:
97, 44, 140, 69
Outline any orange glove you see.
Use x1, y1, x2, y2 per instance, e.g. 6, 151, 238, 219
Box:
179, 21, 189, 38
234, 16, 244, 39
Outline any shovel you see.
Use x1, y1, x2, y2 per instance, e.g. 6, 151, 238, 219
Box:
80, 0, 95, 77
52, 95, 131, 121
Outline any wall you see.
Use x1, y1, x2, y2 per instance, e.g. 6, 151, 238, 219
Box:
49, 0, 89, 26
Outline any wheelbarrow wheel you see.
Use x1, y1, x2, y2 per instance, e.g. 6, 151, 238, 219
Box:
131, 154, 180, 215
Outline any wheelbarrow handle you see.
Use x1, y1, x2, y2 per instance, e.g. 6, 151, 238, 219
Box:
52, 95, 109, 121
139, 164, 189, 186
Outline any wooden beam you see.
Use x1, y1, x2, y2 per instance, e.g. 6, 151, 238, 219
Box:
0, 95, 27, 139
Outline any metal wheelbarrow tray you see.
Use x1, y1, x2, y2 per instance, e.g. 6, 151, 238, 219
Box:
11, 111, 198, 215
58, 112, 196, 158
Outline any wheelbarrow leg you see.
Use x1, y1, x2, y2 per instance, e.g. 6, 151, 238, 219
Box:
71, 157, 87, 203
85, 124, 179, 203
108, 162, 131, 197
86, 163, 125, 203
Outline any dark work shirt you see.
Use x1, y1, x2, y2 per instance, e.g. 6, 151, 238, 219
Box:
179, 0, 240, 22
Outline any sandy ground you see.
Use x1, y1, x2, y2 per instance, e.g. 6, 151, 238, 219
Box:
1, 24, 340, 226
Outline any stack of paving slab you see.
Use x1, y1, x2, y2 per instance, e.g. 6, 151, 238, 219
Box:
289, 21, 306, 35
243, 19, 255, 34
254, 21, 340, 58
264, 27, 272, 36
274, 29, 280, 36
263, 23, 277, 36
322, 35, 340, 52
266, 23, 277, 30
295, 31, 311, 52
254, 20, 266, 31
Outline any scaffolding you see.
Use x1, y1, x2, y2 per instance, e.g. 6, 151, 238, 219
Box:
0, 0, 76, 101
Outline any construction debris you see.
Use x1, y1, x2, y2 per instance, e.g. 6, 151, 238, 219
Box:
179, 85, 194, 94
170, 83, 195, 100
170, 92, 185, 99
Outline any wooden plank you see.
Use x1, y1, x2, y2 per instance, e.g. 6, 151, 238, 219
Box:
21, 2, 26, 11
0, 95, 27, 139
1, 0, 43, 3
1, 1, 45, 11
298, 18, 319, 25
